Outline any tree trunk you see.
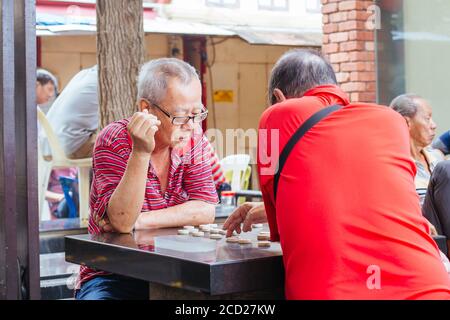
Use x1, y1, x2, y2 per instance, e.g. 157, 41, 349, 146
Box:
97, 0, 145, 129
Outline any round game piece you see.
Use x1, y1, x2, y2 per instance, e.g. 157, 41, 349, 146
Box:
210, 234, 222, 240
238, 238, 252, 245
188, 228, 199, 234
178, 229, 190, 235
226, 237, 240, 243
210, 228, 221, 234
184, 225, 195, 230
192, 231, 205, 237
199, 224, 209, 229
258, 231, 270, 235
199, 226, 211, 232
257, 234, 270, 241
218, 229, 227, 235
209, 223, 218, 228
258, 241, 271, 248
252, 223, 263, 228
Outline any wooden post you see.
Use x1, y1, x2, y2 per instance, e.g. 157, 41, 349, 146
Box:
96, 0, 145, 129
0, 0, 39, 300
14, 0, 40, 300
0, 0, 19, 299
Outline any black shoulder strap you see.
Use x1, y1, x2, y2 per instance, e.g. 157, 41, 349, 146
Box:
273, 104, 342, 202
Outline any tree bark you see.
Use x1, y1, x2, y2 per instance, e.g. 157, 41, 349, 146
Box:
97, 0, 145, 129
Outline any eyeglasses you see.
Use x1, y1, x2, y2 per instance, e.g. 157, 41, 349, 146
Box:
143, 99, 208, 125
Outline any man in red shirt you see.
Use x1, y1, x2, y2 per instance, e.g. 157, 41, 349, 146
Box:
224, 49, 450, 299
75, 58, 218, 300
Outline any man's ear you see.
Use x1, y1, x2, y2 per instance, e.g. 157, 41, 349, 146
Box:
404, 116, 412, 128
138, 99, 150, 112
273, 88, 287, 104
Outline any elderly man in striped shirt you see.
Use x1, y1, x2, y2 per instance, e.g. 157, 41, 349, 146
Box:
75, 58, 219, 300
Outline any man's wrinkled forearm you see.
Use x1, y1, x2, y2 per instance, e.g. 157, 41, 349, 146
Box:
107, 151, 151, 233
135, 200, 215, 230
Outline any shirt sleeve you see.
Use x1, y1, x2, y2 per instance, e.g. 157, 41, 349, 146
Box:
90, 124, 131, 227
91, 145, 128, 223
183, 136, 219, 204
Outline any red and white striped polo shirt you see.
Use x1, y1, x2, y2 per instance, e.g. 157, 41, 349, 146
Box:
77, 118, 218, 289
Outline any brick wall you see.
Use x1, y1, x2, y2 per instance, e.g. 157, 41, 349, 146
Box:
321, 0, 376, 103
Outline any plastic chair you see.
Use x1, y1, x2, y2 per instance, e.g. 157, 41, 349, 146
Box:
37, 108, 92, 226
219, 154, 251, 191
224, 165, 252, 205
224, 165, 252, 190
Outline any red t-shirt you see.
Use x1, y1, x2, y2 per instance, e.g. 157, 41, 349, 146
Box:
77, 118, 218, 288
258, 85, 450, 299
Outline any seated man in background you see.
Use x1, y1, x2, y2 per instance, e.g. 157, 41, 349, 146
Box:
39, 65, 98, 160
75, 58, 218, 300
36, 68, 57, 108
36, 69, 75, 218
225, 49, 450, 299
390, 94, 450, 256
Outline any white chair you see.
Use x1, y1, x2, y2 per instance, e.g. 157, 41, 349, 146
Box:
37, 108, 92, 226
219, 154, 251, 191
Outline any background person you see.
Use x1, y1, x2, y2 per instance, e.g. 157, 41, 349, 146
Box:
391, 94, 450, 256
40, 65, 98, 160
433, 130, 450, 155
36, 68, 57, 107
37, 69, 76, 219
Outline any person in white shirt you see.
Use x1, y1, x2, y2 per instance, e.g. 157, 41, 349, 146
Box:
40, 65, 98, 159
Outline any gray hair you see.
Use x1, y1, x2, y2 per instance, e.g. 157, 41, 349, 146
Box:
137, 58, 199, 104
268, 49, 337, 105
37, 68, 58, 91
389, 93, 423, 118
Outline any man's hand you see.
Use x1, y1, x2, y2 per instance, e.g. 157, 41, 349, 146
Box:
222, 202, 267, 237
94, 214, 114, 233
428, 221, 438, 236
127, 109, 161, 154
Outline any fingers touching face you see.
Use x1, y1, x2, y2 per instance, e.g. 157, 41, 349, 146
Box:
141, 78, 202, 149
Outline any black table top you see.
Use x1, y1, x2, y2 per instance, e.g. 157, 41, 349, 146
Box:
65, 224, 284, 295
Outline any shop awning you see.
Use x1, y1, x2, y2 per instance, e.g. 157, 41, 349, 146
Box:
36, 2, 235, 37
229, 26, 322, 47
143, 18, 235, 37
36, 1, 321, 47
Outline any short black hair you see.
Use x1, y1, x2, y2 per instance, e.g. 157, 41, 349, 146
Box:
268, 49, 337, 105
37, 69, 56, 87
